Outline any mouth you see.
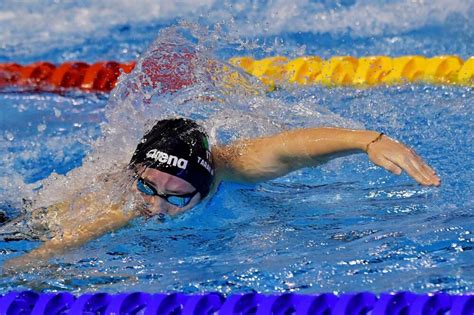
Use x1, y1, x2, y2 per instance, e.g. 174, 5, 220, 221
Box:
139, 203, 155, 218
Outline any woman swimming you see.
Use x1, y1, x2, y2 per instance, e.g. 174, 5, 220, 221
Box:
2, 115, 439, 270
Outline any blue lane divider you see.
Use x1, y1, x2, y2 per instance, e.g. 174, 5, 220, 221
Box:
0, 291, 473, 314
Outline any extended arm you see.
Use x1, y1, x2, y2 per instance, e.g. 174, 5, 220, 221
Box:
213, 127, 440, 186
3, 205, 138, 271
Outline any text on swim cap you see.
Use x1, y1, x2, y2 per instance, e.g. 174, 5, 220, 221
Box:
197, 156, 214, 175
146, 149, 188, 169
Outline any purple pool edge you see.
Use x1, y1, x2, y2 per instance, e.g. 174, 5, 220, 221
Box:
0, 291, 473, 314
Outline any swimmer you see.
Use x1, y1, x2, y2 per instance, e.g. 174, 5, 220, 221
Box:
2, 117, 440, 270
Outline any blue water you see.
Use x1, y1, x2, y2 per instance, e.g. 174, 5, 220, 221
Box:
0, 1, 473, 294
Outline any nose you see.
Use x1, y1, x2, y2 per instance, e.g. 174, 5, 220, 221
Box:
147, 196, 184, 218
140, 195, 168, 217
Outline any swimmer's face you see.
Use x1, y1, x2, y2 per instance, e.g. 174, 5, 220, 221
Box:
134, 167, 202, 217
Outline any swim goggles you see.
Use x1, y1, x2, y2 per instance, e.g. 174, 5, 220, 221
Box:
136, 177, 198, 208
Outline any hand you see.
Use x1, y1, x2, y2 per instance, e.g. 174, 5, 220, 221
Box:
366, 134, 440, 186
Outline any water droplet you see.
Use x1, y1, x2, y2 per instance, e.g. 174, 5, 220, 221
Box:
4, 131, 14, 141
54, 107, 61, 118
37, 124, 47, 132
17, 104, 27, 112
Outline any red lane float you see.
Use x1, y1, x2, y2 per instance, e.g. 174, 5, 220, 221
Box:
0, 61, 136, 92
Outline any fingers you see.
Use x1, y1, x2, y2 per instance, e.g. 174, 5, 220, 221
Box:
389, 150, 440, 186
406, 149, 440, 186
368, 136, 440, 186
398, 158, 432, 186
410, 148, 438, 177
373, 156, 402, 175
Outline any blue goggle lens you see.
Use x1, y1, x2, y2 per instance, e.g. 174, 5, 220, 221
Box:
136, 178, 196, 208
167, 195, 191, 207
136, 178, 156, 196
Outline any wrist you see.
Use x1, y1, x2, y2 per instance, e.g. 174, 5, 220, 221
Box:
365, 132, 384, 153
348, 130, 382, 152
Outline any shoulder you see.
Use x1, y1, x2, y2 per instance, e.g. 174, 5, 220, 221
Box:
211, 143, 249, 184
210, 145, 229, 184
211, 144, 242, 179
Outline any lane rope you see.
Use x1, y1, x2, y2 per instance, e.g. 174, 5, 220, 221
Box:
0, 55, 472, 93
0, 291, 472, 314
230, 55, 473, 89
0, 61, 135, 92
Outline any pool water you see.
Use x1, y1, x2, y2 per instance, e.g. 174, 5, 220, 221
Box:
0, 0, 473, 294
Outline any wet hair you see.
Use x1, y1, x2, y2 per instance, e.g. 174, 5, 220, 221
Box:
129, 118, 215, 199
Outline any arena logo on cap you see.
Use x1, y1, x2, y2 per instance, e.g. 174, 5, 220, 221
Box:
146, 149, 188, 169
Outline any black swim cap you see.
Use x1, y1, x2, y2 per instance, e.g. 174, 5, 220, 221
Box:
129, 118, 215, 199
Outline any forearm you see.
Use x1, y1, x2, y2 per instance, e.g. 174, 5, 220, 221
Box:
17, 236, 80, 262
215, 127, 381, 183
3, 232, 94, 270
4, 208, 137, 269
277, 127, 381, 165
